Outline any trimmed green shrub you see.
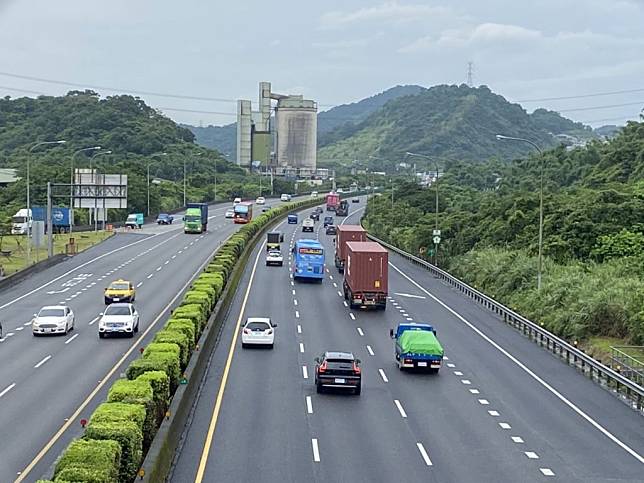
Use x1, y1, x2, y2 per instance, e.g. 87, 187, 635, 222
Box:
190, 283, 216, 302
55, 465, 115, 483
153, 330, 190, 369
84, 421, 142, 483
137, 370, 170, 427
107, 379, 155, 449
126, 357, 168, 380
173, 305, 205, 330
143, 350, 181, 392
90, 402, 145, 431
54, 438, 120, 483
166, 318, 196, 345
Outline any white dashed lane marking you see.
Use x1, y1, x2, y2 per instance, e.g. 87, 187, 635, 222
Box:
34, 355, 52, 369
416, 443, 433, 466
379, 369, 389, 383
65, 333, 79, 344
394, 399, 407, 418
366, 345, 374, 356
0, 383, 16, 398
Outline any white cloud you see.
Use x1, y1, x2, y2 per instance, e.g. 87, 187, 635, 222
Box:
471, 23, 541, 41
320, 1, 454, 28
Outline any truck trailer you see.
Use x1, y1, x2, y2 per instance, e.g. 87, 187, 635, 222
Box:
334, 225, 367, 273
326, 192, 340, 211
335, 199, 349, 217
390, 323, 444, 372
343, 241, 388, 309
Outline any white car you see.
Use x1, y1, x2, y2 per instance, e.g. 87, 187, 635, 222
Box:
241, 317, 276, 348
310, 191, 318, 198
225, 209, 235, 218
302, 218, 315, 232
266, 250, 283, 266
280, 194, 291, 202
32, 305, 75, 336
256, 196, 266, 205
233, 197, 242, 206
98, 303, 139, 338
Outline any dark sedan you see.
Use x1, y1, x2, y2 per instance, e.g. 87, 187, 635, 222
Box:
315, 351, 361, 395
325, 225, 337, 235
309, 211, 320, 221
156, 213, 174, 224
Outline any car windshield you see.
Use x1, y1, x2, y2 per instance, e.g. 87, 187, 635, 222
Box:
109, 282, 129, 290
105, 305, 132, 316
326, 359, 355, 370
247, 321, 270, 330
268, 251, 281, 257
185, 215, 200, 222
39, 308, 65, 317
158, 214, 168, 218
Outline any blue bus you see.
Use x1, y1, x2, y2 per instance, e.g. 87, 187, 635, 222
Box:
293, 239, 325, 282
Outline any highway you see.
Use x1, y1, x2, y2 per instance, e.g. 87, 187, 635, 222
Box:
170, 196, 644, 483
0, 198, 291, 482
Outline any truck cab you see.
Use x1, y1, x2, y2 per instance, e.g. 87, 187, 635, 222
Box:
390, 323, 443, 372
125, 213, 144, 229
266, 231, 284, 251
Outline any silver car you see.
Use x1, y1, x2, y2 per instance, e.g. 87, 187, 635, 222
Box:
32, 305, 75, 336
98, 303, 139, 338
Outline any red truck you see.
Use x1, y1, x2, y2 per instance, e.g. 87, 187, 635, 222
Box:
334, 225, 367, 273
326, 192, 340, 211
343, 241, 388, 310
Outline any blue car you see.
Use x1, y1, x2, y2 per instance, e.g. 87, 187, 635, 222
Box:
287, 214, 298, 224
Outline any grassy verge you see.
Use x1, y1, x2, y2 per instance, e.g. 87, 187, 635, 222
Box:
0, 231, 113, 276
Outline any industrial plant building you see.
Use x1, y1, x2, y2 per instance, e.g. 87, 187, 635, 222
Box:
236, 82, 319, 177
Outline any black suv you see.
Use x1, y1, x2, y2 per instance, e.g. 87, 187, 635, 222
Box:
315, 352, 362, 395
325, 225, 337, 235
309, 211, 320, 221
323, 216, 334, 227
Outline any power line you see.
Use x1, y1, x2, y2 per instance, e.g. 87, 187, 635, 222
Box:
556, 101, 644, 113
517, 87, 644, 103
158, 106, 236, 116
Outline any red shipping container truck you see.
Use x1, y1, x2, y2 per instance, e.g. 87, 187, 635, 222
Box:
334, 225, 368, 272
343, 241, 388, 310
326, 192, 340, 211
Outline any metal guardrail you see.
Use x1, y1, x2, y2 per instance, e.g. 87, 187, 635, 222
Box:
610, 346, 644, 387
367, 234, 644, 412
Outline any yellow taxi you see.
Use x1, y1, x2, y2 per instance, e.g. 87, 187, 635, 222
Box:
104, 279, 136, 304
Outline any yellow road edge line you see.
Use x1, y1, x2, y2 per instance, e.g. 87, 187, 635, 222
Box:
15, 238, 218, 483
194, 241, 266, 483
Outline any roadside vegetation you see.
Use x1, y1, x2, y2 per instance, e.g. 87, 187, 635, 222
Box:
363, 119, 644, 355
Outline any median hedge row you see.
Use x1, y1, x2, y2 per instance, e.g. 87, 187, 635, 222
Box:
48, 197, 323, 482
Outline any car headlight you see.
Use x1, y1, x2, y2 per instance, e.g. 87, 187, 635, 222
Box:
32, 319, 38, 326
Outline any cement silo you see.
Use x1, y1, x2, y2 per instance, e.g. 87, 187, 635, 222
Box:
275, 96, 317, 171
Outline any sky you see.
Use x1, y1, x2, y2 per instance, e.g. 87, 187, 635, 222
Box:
1, 0, 643, 127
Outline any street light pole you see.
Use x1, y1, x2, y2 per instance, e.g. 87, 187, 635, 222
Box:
405, 152, 441, 265
71, 146, 101, 235
90, 150, 111, 230
146, 152, 167, 217
27, 140, 66, 265
495, 135, 544, 290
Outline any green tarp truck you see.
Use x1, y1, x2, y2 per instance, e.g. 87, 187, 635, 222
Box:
391, 322, 444, 372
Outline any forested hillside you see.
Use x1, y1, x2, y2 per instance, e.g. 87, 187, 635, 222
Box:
319, 84, 590, 169
363, 120, 644, 350
0, 91, 277, 224
181, 122, 237, 159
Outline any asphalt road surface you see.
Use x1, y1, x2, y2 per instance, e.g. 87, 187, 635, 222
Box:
170, 196, 644, 483
0, 197, 294, 482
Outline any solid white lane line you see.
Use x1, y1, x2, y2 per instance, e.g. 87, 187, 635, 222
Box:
147, 274, 153, 279
300, 343, 305, 353
302, 366, 309, 379
34, 355, 52, 368
357, 327, 364, 336
511, 436, 524, 443
136, 282, 143, 288
394, 399, 407, 418
0, 383, 16, 398
525, 451, 539, 459
297, 325, 302, 334
367, 345, 374, 356
416, 442, 433, 466
540, 468, 555, 476
349, 313, 356, 320
379, 369, 389, 383
499, 423, 512, 429
390, 260, 644, 464
89, 316, 99, 326
306, 396, 313, 414
311, 438, 320, 462
488, 410, 500, 417
461, 379, 471, 385
65, 334, 79, 344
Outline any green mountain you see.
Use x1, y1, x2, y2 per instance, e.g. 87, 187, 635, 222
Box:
317, 85, 425, 141
318, 84, 591, 169
0, 90, 244, 221
180, 122, 237, 160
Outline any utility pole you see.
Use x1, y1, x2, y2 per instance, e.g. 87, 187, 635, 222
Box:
467, 61, 474, 87
183, 158, 187, 207
47, 182, 53, 258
